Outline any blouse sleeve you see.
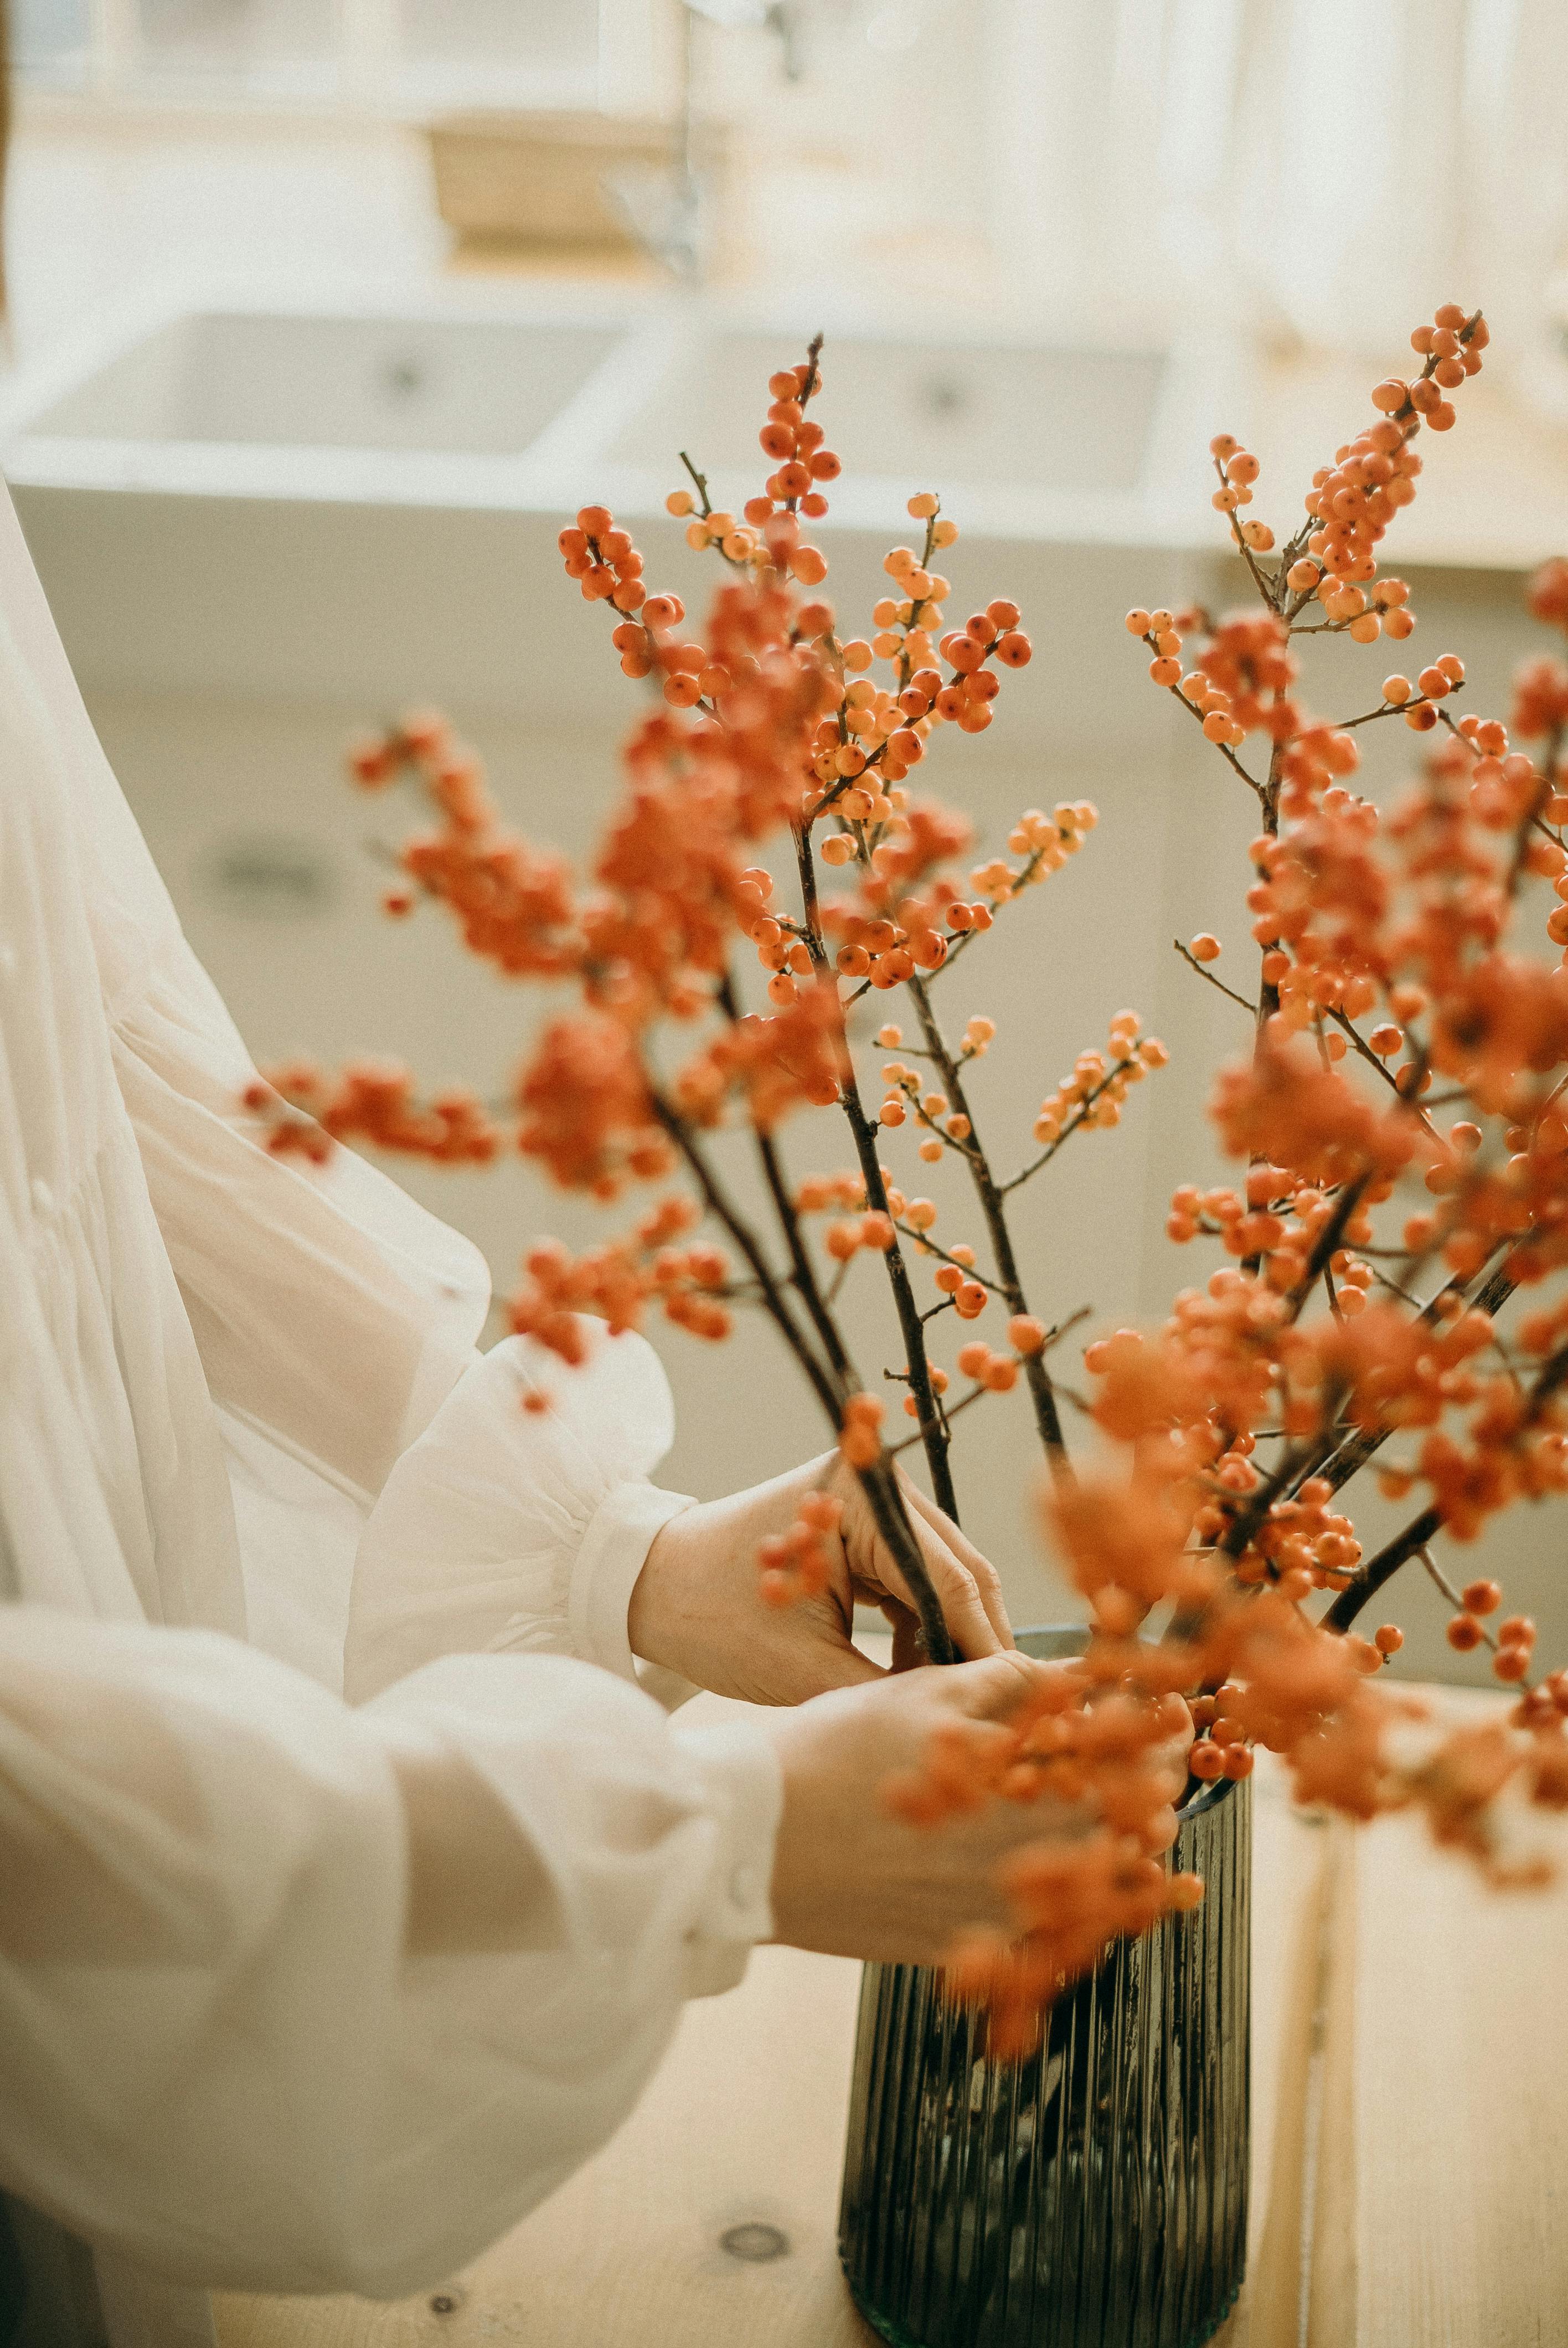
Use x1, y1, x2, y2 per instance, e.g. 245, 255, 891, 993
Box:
110, 936, 491, 1504
0, 1604, 780, 2300
0, 481, 491, 1511
346, 1324, 699, 1711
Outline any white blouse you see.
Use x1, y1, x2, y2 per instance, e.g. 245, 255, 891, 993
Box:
0, 482, 781, 2345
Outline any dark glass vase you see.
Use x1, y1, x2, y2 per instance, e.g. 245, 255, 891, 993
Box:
839, 1629, 1251, 2348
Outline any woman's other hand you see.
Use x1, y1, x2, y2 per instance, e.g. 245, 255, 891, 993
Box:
628, 1453, 1013, 1706
765, 1655, 1126, 1964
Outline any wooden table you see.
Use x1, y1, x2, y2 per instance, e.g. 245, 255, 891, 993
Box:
214, 1691, 1568, 2348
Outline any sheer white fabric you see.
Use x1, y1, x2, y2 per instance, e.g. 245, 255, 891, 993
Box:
0, 479, 781, 2341
0, 1606, 776, 2299
983, 1, 1567, 362
348, 1328, 699, 1710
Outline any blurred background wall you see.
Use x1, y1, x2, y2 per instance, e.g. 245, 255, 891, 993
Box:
4, 0, 1568, 1684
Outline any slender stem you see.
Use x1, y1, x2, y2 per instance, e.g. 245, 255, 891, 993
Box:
857, 1456, 957, 1664
837, 1044, 961, 1521
651, 1084, 956, 1665
1214, 456, 1282, 615
889, 1378, 990, 1458
896, 1226, 1008, 1295
714, 972, 857, 1387
1324, 1505, 1443, 1633
1174, 936, 1255, 1015
1160, 668, 1266, 800
1002, 1057, 1140, 1192
648, 1090, 842, 1423
791, 823, 960, 1522
905, 973, 1072, 1481
755, 1124, 854, 1380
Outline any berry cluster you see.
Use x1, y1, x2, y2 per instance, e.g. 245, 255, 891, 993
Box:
246, 1059, 499, 1167
757, 1490, 844, 1608
1031, 1016, 1168, 1151
1291, 304, 1487, 607
506, 1202, 735, 1374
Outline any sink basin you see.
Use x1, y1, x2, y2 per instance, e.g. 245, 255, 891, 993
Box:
27, 311, 625, 457
610, 330, 1168, 495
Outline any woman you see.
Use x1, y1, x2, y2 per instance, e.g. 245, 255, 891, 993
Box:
0, 105, 1091, 2348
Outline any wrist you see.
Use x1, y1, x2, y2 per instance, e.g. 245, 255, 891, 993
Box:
627, 1465, 819, 1685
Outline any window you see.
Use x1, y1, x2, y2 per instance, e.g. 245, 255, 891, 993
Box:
12, 0, 604, 109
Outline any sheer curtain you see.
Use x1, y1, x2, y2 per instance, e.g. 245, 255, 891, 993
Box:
981, 0, 1567, 362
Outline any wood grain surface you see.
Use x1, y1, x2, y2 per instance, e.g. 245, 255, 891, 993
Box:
1309, 1693, 1568, 2348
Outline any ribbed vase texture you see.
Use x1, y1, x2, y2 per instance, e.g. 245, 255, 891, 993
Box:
839, 1671, 1251, 2348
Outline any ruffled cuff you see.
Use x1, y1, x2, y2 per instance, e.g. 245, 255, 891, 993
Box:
670, 1714, 783, 1997
346, 1326, 694, 1705
566, 1479, 695, 1687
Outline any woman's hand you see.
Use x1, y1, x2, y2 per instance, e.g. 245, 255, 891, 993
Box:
764, 1654, 1148, 1964
628, 1453, 1013, 1706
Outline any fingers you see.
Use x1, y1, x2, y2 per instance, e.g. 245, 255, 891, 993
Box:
818, 1451, 1013, 1665
896, 1518, 1005, 1661
898, 1476, 1015, 1650
885, 1494, 1007, 1662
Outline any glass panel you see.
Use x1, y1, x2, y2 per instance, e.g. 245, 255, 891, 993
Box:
12, 0, 92, 83
135, 0, 337, 92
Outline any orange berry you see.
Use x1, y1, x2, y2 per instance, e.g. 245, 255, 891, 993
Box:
1008, 1315, 1046, 1355
1189, 933, 1221, 962
1461, 1580, 1502, 1615
1447, 1614, 1484, 1652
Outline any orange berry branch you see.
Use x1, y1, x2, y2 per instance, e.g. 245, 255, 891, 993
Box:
247, 296, 1568, 2049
